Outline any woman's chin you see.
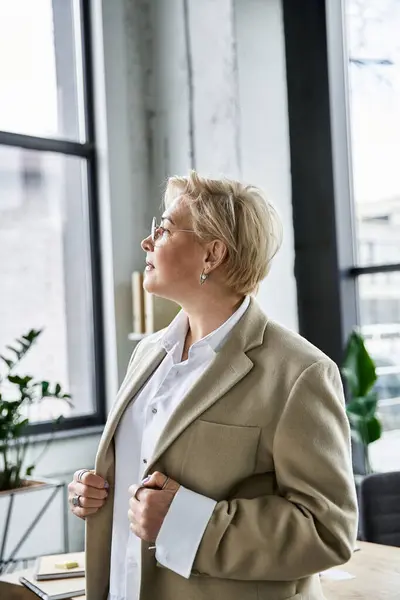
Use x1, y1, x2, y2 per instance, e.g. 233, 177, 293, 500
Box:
143, 276, 173, 299
143, 271, 158, 293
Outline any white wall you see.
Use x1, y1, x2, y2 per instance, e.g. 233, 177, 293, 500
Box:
235, 0, 298, 331
126, 0, 298, 358
27, 0, 298, 553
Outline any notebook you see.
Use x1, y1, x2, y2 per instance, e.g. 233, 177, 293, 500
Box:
34, 552, 85, 580
19, 573, 85, 600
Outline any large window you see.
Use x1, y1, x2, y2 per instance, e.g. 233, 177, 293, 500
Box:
281, 0, 400, 474
0, 0, 104, 432
345, 0, 400, 471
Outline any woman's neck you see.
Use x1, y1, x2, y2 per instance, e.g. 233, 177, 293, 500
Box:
183, 294, 245, 345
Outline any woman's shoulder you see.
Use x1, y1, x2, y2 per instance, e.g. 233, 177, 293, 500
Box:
262, 318, 336, 372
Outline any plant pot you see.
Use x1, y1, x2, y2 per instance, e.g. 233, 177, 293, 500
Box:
0, 476, 67, 569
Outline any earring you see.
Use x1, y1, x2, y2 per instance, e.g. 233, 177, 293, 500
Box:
200, 270, 209, 285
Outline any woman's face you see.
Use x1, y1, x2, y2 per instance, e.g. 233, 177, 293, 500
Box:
141, 197, 206, 303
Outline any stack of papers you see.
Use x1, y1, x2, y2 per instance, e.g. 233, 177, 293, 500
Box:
35, 552, 85, 580
18, 552, 86, 600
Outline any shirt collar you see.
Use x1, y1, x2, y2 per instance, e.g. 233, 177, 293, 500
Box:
161, 295, 251, 356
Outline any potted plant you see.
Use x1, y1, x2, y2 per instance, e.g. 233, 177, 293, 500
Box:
0, 329, 72, 491
342, 329, 382, 475
0, 329, 72, 568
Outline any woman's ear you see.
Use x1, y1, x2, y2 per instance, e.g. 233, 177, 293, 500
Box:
204, 240, 228, 272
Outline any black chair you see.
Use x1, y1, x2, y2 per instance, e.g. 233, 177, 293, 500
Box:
360, 471, 400, 547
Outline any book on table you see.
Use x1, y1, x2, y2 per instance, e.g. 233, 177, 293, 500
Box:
34, 551, 85, 580
19, 573, 85, 600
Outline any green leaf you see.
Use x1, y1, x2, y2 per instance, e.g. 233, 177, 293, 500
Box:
346, 392, 378, 420
8, 375, 33, 387
342, 331, 377, 397
25, 465, 35, 476
23, 329, 42, 344
353, 416, 382, 445
41, 381, 50, 396
2, 330, 43, 372
55, 383, 61, 396
0, 355, 14, 369
18, 339, 31, 351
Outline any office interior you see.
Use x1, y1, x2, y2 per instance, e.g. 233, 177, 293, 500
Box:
0, 0, 399, 594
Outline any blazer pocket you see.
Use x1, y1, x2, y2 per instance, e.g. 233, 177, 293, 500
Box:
179, 419, 261, 498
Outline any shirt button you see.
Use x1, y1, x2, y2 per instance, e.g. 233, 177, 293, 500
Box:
143, 458, 147, 464
152, 408, 157, 414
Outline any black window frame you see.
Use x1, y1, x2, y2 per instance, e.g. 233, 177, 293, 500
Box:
0, 0, 106, 435
281, 0, 389, 474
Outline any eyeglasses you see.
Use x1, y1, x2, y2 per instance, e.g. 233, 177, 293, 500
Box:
151, 217, 195, 244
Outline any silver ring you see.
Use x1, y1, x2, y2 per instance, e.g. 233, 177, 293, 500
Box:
72, 494, 82, 508
161, 476, 170, 490
77, 469, 89, 482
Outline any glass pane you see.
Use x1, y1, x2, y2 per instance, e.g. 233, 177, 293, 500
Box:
0, 146, 95, 422
0, 0, 85, 141
345, 0, 400, 266
359, 273, 400, 472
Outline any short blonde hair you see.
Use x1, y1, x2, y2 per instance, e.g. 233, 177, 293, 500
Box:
164, 171, 282, 295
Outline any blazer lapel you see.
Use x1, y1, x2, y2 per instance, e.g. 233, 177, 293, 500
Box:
146, 346, 253, 474
145, 297, 268, 473
96, 343, 167, 465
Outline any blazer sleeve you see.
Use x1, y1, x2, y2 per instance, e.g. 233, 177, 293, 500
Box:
192, 359, 359, 581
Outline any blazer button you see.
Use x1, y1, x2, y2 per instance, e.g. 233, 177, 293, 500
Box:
143, 458, 147, 464
152, 408, 157, 414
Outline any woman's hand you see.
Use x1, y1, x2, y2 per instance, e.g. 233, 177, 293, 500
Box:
68, 469, 109, 520
128, 471, 180, 542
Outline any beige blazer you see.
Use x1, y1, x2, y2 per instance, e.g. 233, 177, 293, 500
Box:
85, 297, 358, 600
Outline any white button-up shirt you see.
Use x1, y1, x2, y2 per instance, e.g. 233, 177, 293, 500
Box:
108, 296, 250, 600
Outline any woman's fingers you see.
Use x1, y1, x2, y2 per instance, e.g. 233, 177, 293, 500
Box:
73, 482, 108, 500
72, 506, 100, 520
73, 470, 109, 490
67, 491, 106, 520
68, 468, 109, 520
76, 495, 106, 509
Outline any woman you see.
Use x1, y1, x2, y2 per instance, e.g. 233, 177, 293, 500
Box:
69, 171, 358, 600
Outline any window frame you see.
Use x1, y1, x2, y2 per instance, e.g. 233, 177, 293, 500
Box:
281, 0, 393, 474
0, 0, 106, 435
282, 0, 355, 365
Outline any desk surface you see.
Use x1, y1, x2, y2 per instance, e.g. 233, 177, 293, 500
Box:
321, 540, 400, 599
1, 541, 399, 600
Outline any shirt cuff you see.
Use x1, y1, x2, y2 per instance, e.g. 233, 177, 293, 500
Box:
155, 485, 217, 578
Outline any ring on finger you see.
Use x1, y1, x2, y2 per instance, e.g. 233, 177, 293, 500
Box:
77, 469, 89, 482
72, 494, 83, 508
161, 476, 170, 490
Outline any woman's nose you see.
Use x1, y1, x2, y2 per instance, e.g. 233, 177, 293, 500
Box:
141, 234, 154, 252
